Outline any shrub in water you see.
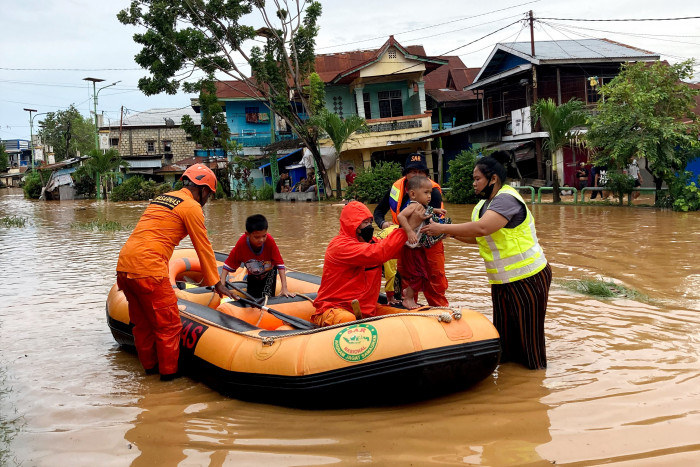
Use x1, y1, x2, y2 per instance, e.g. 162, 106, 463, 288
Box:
345, 161, 402, 203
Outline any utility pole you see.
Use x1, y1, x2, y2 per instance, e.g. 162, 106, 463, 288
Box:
83, 77, 120, 200
23, 108, 38, 169
528, 11, 544, 180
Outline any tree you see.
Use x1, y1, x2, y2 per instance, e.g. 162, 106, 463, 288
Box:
181, 77, 235, 197
37, 105, 95, 161
117, 0, 330, 196
0, 143, 8, 173
586, 60, 700, 202
82, 148, 128, 199
309, 109, 368, 197
532, 98, 588, 203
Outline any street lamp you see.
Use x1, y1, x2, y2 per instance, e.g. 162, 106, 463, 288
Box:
83, 77, 121, 151
23, 108, 38, 169
83, 77, 121, 200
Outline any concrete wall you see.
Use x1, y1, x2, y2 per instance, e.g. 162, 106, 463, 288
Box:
106, 127, 196, 163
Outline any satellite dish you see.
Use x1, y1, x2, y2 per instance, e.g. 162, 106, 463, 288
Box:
164, 118, 175, 127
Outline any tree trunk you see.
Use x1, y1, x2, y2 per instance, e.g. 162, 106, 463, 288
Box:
552, 148, 562, 203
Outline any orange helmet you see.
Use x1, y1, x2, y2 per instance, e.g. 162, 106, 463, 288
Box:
180, 164, 217, 192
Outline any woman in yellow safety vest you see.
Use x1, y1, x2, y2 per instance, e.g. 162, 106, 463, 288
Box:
421, 151, 551, 369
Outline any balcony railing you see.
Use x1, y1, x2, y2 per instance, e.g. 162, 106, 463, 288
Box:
231, 132, 295, 147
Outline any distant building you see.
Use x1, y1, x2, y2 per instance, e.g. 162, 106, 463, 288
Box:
101, 108, 201, 177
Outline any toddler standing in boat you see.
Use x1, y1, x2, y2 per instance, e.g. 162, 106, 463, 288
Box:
397, 176, 451, 309
220, 214, 295, 299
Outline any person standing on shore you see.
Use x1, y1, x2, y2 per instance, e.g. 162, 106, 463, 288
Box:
116, 164, 234, 381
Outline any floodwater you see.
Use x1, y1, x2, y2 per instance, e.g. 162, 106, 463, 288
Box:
1, 187, 699, 466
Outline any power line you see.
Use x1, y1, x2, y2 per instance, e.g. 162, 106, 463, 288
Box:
317, 0, 541, 51
537, 16, 700, 22
0, 67, 143, 71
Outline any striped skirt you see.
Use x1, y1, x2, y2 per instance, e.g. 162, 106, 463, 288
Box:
491, 263, 552, 370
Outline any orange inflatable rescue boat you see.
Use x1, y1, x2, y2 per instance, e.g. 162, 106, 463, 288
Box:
106, 249, 501, 407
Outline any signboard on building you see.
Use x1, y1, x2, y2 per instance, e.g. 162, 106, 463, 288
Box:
99, 131, 110, 150
511, 107, 532, 136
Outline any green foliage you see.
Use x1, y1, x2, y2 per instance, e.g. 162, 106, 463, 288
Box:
665, 172, 700, 212
71, 220, 128, 231
586, 60, 700, 189
173, 180, 184, 191
258, 183, 274, 200
182, 77, 231, 152
230, 156, 256, 200
558, 277, 648, 301
22, 171, 43, 199
345, 161, 402, 203
117, 0, 330, 196
0, 143, 8, 172
73, 166, 97, 198
445, 147, 489, 204
532, 98, 587, 157
307, 72, 326, 116
0, 216, 27, 227
606, 171, 635, 205
309, 109, 368, 156
111, 176, 172, 201
80, 149, 128, 198
37, 105, 95, 161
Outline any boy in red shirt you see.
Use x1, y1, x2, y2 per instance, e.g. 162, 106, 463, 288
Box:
220, 214, 294, 299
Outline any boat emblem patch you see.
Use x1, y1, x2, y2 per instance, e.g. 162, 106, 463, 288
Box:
334, 324, 378, 362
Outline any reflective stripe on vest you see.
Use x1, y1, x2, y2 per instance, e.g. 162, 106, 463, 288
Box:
471, 185, 547, 284
389, 177, 443, 224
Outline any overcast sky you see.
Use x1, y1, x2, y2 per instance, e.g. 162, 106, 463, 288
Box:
2, 0, 698, 142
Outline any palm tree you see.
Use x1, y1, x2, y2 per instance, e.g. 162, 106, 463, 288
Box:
309, 109, 368, 198
532, 98, 588, 203
83, 149, 128, 199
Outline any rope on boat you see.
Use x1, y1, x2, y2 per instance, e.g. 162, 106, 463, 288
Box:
180, 307, 462, 345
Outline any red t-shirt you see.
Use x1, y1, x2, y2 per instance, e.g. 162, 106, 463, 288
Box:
345, 172, 357, 185
223, 233, 285, 277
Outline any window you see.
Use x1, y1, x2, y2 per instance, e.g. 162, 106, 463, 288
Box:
388, 49, 397, 59
163, 140, 172, 153
378, 90, 403, 119
245, 106, 259, 123
110, 137, 119, 147
586, 76, 613, 104
146, 141, 155, 153
363, 93, 371, 119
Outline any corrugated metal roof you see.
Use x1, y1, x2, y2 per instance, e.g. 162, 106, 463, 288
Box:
501, 39, 658, 62
111, 108, 201, 128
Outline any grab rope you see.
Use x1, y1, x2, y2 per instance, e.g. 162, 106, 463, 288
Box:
180, 307, 462, 345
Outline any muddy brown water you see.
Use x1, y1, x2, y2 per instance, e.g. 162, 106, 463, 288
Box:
1, 187, 699, 466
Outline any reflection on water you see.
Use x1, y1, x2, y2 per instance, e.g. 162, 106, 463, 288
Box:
1, 188, 699, 465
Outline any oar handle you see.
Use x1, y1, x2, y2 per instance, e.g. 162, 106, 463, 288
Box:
225, 282, 317, 330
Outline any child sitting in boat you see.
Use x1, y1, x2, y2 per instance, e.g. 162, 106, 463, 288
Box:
397, 176, 451, 309
220, 214, 295, 299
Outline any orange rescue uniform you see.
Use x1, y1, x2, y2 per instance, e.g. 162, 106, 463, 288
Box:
116, 188, 219, 375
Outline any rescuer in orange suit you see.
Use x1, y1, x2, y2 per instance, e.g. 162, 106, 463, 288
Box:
311, 201, 414, 326
116, 164, 234, 381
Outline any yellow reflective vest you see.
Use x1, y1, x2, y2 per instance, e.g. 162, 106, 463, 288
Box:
471, 185, 547, 284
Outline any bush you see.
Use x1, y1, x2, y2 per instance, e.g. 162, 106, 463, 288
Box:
345, 161, 402, 203
606, 171, 635, 205
666, 171, 700, 212
258, 183, 274, 200
22, 171, 43, 199
111, 176, 172, 201
444, 148, 486, 204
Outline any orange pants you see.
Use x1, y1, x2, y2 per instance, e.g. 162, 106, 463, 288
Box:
311, 308, 356, 327
116, 272, 181, 375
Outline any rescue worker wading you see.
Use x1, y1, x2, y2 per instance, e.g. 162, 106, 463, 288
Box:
116, 165, 234, 380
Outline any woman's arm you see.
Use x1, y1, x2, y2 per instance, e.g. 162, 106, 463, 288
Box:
421, 210, 508, 238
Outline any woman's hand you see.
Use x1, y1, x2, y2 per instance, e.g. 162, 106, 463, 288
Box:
421, 219, 445, 236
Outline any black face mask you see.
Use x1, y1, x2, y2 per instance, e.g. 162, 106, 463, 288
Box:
477, 181, 496, 199
358, 224, 374, 243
